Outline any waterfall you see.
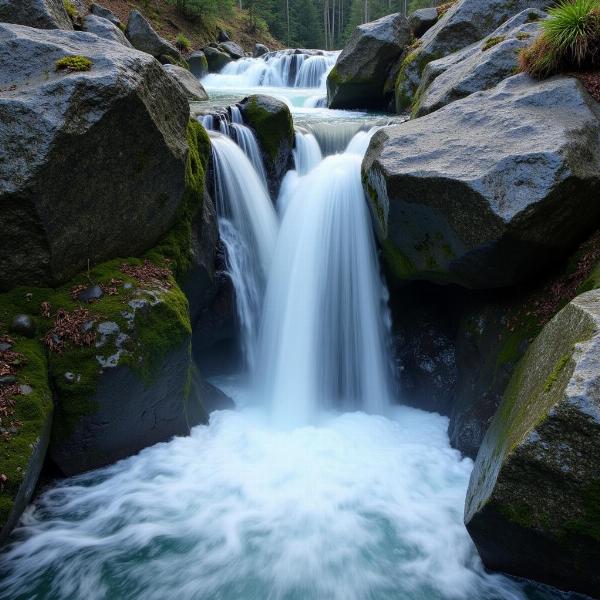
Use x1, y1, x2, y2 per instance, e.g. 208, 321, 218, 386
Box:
203, 50, 338, 89
302, 121, 368, 156
210, 133, 278, 367
257, 131, 394, 426
293, 127, 322, 175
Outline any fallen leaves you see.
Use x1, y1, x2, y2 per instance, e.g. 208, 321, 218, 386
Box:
43, 308, 97, 353
121, 260, 172, 288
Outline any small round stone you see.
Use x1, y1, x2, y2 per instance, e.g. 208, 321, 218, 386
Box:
10, 314, 36, 338
64, 372, 76, 384
78, 285, 104, 303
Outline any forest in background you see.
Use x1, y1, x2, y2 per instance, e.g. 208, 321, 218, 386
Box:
170, 0, 434, 49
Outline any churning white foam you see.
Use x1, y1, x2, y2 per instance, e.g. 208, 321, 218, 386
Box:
0, 404, 530, 600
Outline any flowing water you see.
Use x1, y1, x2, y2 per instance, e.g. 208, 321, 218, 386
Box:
0, 55, 582, 600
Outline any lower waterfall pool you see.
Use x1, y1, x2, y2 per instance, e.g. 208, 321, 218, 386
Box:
0, 63, 587, 600
0, 382, 572, 600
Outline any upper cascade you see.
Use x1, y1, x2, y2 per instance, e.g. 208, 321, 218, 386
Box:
203, 49, 339, 89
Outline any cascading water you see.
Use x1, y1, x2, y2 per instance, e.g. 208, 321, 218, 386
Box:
209, 133, 278, 367
258, 131, 394, 426
203, 50, 338, 90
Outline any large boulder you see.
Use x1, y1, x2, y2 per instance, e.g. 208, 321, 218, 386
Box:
219, 40, 245, 60
0, 0, 73, 30
204, 46, 232, 73
415, 9, 545, 116
189, 50, 208, 78
163, 64, 209, 101
327, 12, 411, 110
409, 7, 438, 38
125, 9, 180, 63
254, 43, 269, 58
48, 272, 206, 476
395, 0, 554, 113
239, 95, 294, 199
82, 14, 132, 48
90, 2, 121, 28
0, 24, 191, 291
363, 74, 600, 289
465, 289, 600, 597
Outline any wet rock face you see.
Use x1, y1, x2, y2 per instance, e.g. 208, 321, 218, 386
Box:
415, 9, 545, 116
254, 43, 269, 58
189, 51, 208, 78
327, 12, 411, 110
0, 24, 190, 291
465, 289, 600, 598
90, 2, 121, 28
163, 64, 209, 101
0, 0, 73, 30
82, 14, 132, 48
125, 9, 180, 62
395, 0, 555, 112
219, 41, 245, 60
409, 7, 438, 38
239, 94, 295, 199
204, 46, 233, 72
363, 74, 600, 289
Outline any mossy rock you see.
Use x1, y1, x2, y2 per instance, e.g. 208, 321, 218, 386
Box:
465, 288, 600, 597
0, 336, 52, 545
239, 94, 294, 199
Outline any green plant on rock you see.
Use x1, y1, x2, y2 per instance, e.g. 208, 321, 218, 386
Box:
56, 55, 92, 73
482, 35, 506, 51
520, 0, 600, 78
175, 32, 192, 52
63, 0, 78, 20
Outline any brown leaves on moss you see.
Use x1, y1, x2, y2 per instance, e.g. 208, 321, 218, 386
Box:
43, 308, 97, 353
0, 338, 23, 445
121, 260, 172, 288
101, 279, 122, 296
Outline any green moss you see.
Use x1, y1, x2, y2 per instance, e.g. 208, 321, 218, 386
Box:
496, 313, 539, 366
566, 479, 600, 541
482, 35, 506, 51
148, 120, 210, 279
395, 51, 420, 111
243, 96, 294, 163
0, 338, 52, 527
56, 55, 92, 72
63, 0, 78, 19
543, 352, 571, 392
383, 241, 417, 279
516, 32, 531, 41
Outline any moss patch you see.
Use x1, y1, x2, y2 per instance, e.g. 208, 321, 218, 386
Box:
482, 35, 506, 51
242, 96, 294, 163
56, 55, 92, 73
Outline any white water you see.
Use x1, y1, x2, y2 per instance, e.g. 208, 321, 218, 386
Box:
0, 403, 532, 600
259, 131, 393, 426
203, 50, 338, 90
210, 134, 278, 367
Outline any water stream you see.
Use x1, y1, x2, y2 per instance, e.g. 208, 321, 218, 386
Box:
0, 55, 577, 600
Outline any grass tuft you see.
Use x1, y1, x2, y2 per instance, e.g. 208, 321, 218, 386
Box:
175, 32, 192, 52
520, 0, 600, 78
482, 35, 506, 51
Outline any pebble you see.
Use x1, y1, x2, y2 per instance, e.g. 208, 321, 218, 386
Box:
0, 375, 16, 386
10, 314, 36, 338
78, 285, 104, 303
19, 384, 33, 395
64, 372, 76, 384
0, 342, 12, 352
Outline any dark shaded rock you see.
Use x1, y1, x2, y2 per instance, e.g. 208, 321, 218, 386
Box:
181, 191, 219, 325
188, 50, 208, 78
219, 40, 245, 60
193, 376, 235, 413
82, 14, 132, 47
388, 281, 460, 415
217, 29, 229, 42
465, 289, 600, 598
239, 94, 294, 198
49, 282, 206, 476
395, 0, 554, 112
10, 314, 36, 338
253, 43, 269, 57
416, 9, 545, 116
204, 46, 232, 72
163, 64, 208, 101
0, 24, 190, 291
0, 0, 73, 30
125, 9, 180, 62
363, 74, 600, 289
90, 2, 121, 28
409, 7, 438, 37
0, 375, 16, 385
327, 12, 411, 110
77, 285, 104, 303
